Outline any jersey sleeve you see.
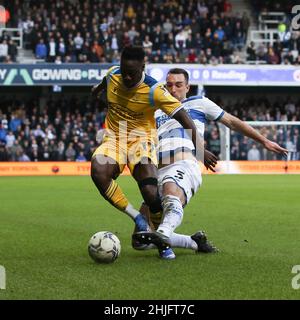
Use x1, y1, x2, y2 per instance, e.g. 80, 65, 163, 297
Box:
95, 66, 118, 88
105, 65, 119, 83
106, 65, 119, 77
151, 84, 182, 117
202, 97, 225, 121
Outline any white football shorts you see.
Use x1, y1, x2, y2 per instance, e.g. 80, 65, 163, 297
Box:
158, 159, 202, 205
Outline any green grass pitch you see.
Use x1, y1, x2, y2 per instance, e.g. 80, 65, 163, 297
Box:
0, 175, 300, 300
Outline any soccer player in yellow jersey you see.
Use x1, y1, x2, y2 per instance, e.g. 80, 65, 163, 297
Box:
91, 46, 217, 236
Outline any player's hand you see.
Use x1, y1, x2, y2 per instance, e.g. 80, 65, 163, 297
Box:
204, 149, 218, 172
91, 85, 99, 97
263, 140, 288, 156
91, 84, 104, 98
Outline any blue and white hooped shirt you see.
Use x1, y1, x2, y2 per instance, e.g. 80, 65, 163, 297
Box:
155, 95, 225, 160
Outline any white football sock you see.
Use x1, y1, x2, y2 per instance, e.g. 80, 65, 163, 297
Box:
135, 233, 198, 251
156, 195, 183, 239
168, 232, 198, 250
124, 203, 140, 220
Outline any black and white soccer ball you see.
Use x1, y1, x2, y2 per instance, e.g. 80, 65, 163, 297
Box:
88, 231, 121, 263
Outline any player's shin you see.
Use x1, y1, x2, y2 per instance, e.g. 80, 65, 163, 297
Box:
156, 195, 183, 239
150, 211, 162, 230
104, 179, 130, 212
168, 233, 198, 250
104, 180, 150, 231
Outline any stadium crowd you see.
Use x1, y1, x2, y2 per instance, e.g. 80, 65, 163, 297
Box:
1, 0, 299, 162
206, 96, 300, 161
1, 0, 300, 65
0, 0, 250, 64
0, 95, 299, 162
0, 96, 105, 162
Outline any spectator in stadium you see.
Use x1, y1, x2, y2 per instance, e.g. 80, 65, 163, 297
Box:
133, 67, 288, 259
246, 41, 257, 62
266, 47, 280, 65
247, 144, 261, 160
0, 39, 8, 62
209, 127, 221, 154
239, 136, 250, 160
18, 148, 31, 162
90, 46, 217, 256
57, 141, 66, 161
8, 40, 18, 62
142, 36, 153, 55
35, 39, 47, 59
57, 38, 67, 59
5, 131, 15, 148
9, 114, 22, 133
0, 123, 7, 143
1, 114, 8, 130
65, 143, 76, 161
223, 0, 232, 13
232, 21, 245, 50
76, 151, 87, 162
48, 37, 57, 63
230, 139, 241, 160
33, 124, 46, 139
242, 12, 250, 41
0, 142, 9, 161
10, 140, 22, 161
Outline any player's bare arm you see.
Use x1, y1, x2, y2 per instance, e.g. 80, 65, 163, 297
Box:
91, 76, 107, 98
172, 108, 218, 171
220, 112, 288, 156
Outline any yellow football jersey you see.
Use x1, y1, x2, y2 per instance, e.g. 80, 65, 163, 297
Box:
102, 66, 182, 140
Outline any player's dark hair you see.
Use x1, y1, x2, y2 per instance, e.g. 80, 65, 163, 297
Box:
121, 45, 145, 62
167, 68, 189, 84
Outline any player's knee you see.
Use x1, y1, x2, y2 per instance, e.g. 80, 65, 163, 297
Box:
91, 159, 110, 192
91, 158, 102, 181
162, 182, 186, 206
138, 177, 162, 213
143, 189, 162, 213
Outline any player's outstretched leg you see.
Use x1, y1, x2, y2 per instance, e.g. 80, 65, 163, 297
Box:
132, 161, 163, 214
191, 231, 218, 253
133, 231, 176, 259
156, 194, 184, 239
91, 156, 150, 231
131, 203, 157, 250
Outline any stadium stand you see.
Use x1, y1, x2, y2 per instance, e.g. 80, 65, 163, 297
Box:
0, 95, 299, 162
205, 95, 300, 160
247, 0, 300, 65
0, 95, 104, 161
1, 0, 300, 162
1, 0, 249, 64
1, 0, 299, 65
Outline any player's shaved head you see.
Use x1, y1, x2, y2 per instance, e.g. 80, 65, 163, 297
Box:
121, 46, 145, 62
121, 46, 145, 88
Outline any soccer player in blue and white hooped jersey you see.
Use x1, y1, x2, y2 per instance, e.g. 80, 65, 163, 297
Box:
133, 68, 288, 258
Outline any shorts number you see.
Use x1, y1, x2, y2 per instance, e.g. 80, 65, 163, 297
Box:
174, 170, 185, 180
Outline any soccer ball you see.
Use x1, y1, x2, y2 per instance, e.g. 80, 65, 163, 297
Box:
88, 231, 121, 263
